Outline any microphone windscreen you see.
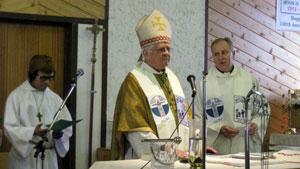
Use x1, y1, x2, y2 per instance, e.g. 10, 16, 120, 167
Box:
187, 74, 195, 82
77, 68, 84, 76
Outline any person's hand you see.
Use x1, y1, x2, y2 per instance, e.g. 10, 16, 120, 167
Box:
34, 123, 48, 137
220, 125, 239, 138
52, 131, 64, 139
206, 146, 218, 154
249, 122, 258, 136
176, 149, 188, 159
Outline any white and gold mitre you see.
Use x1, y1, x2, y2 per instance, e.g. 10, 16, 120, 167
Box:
135, 10, 171, 48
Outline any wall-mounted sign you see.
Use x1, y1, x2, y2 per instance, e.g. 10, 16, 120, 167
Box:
276, 0, 300, 31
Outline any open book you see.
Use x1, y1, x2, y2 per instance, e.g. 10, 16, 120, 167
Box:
230, 152, 273, 160
206, 154, 284, 167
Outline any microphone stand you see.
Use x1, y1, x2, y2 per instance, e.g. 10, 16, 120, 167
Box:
31, 79, 78, 169
30, 137, 48, 169
201, 73, 207, 169
244, 84, 256, 169
201, 0, 209, 168
49, 81, 77, 129
244, 95, 251, 169
244, 89, 269, 169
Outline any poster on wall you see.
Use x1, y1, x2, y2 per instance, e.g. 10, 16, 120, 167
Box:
276, 0, 300, 31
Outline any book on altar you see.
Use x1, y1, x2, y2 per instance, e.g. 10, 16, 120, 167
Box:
206, 154, 285, 167
273, 149, 300, 163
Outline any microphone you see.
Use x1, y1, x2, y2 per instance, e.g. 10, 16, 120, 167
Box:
72, 68, 84, 82
76, 68, 84, 77
252, 90, 264, 97
246, 83, 264, 98
187, 74, 197, 97
246, 84, 255, 98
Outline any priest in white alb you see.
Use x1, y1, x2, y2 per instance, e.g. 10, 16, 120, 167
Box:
4, 55, 73, 169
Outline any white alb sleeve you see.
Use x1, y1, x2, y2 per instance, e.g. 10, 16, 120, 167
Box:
126, 131, 157, 159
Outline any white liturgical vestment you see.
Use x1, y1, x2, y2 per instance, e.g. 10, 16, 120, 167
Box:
4, 80, 72, 169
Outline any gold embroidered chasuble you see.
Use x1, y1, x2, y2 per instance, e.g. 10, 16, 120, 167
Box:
111, 71, 182, 160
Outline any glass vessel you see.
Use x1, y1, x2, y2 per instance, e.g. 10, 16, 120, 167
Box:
142, 138, 179, 169
189, 119, 203, 169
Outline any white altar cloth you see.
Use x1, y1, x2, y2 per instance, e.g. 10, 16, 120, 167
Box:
90, 159, 300, 169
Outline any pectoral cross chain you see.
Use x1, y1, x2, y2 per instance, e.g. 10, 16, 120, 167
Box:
36, 112, 43, 122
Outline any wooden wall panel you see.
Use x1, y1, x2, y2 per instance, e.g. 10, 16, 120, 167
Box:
0, 0, 105, 20
0, 22, 65, 152
243, 0, 275, 18
208, 0, 300, 147
209, 8, 300, 75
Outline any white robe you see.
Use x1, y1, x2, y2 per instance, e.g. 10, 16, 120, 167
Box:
196, 66, 269, 154
4, 80, 73, 169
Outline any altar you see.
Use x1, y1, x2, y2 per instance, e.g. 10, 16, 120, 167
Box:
90, 150, 300, 169
89, 159, 300, 169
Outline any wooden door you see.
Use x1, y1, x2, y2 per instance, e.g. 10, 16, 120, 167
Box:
0, 22, 65, 152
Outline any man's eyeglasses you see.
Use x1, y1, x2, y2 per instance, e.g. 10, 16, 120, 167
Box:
37, 75, 55, 81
